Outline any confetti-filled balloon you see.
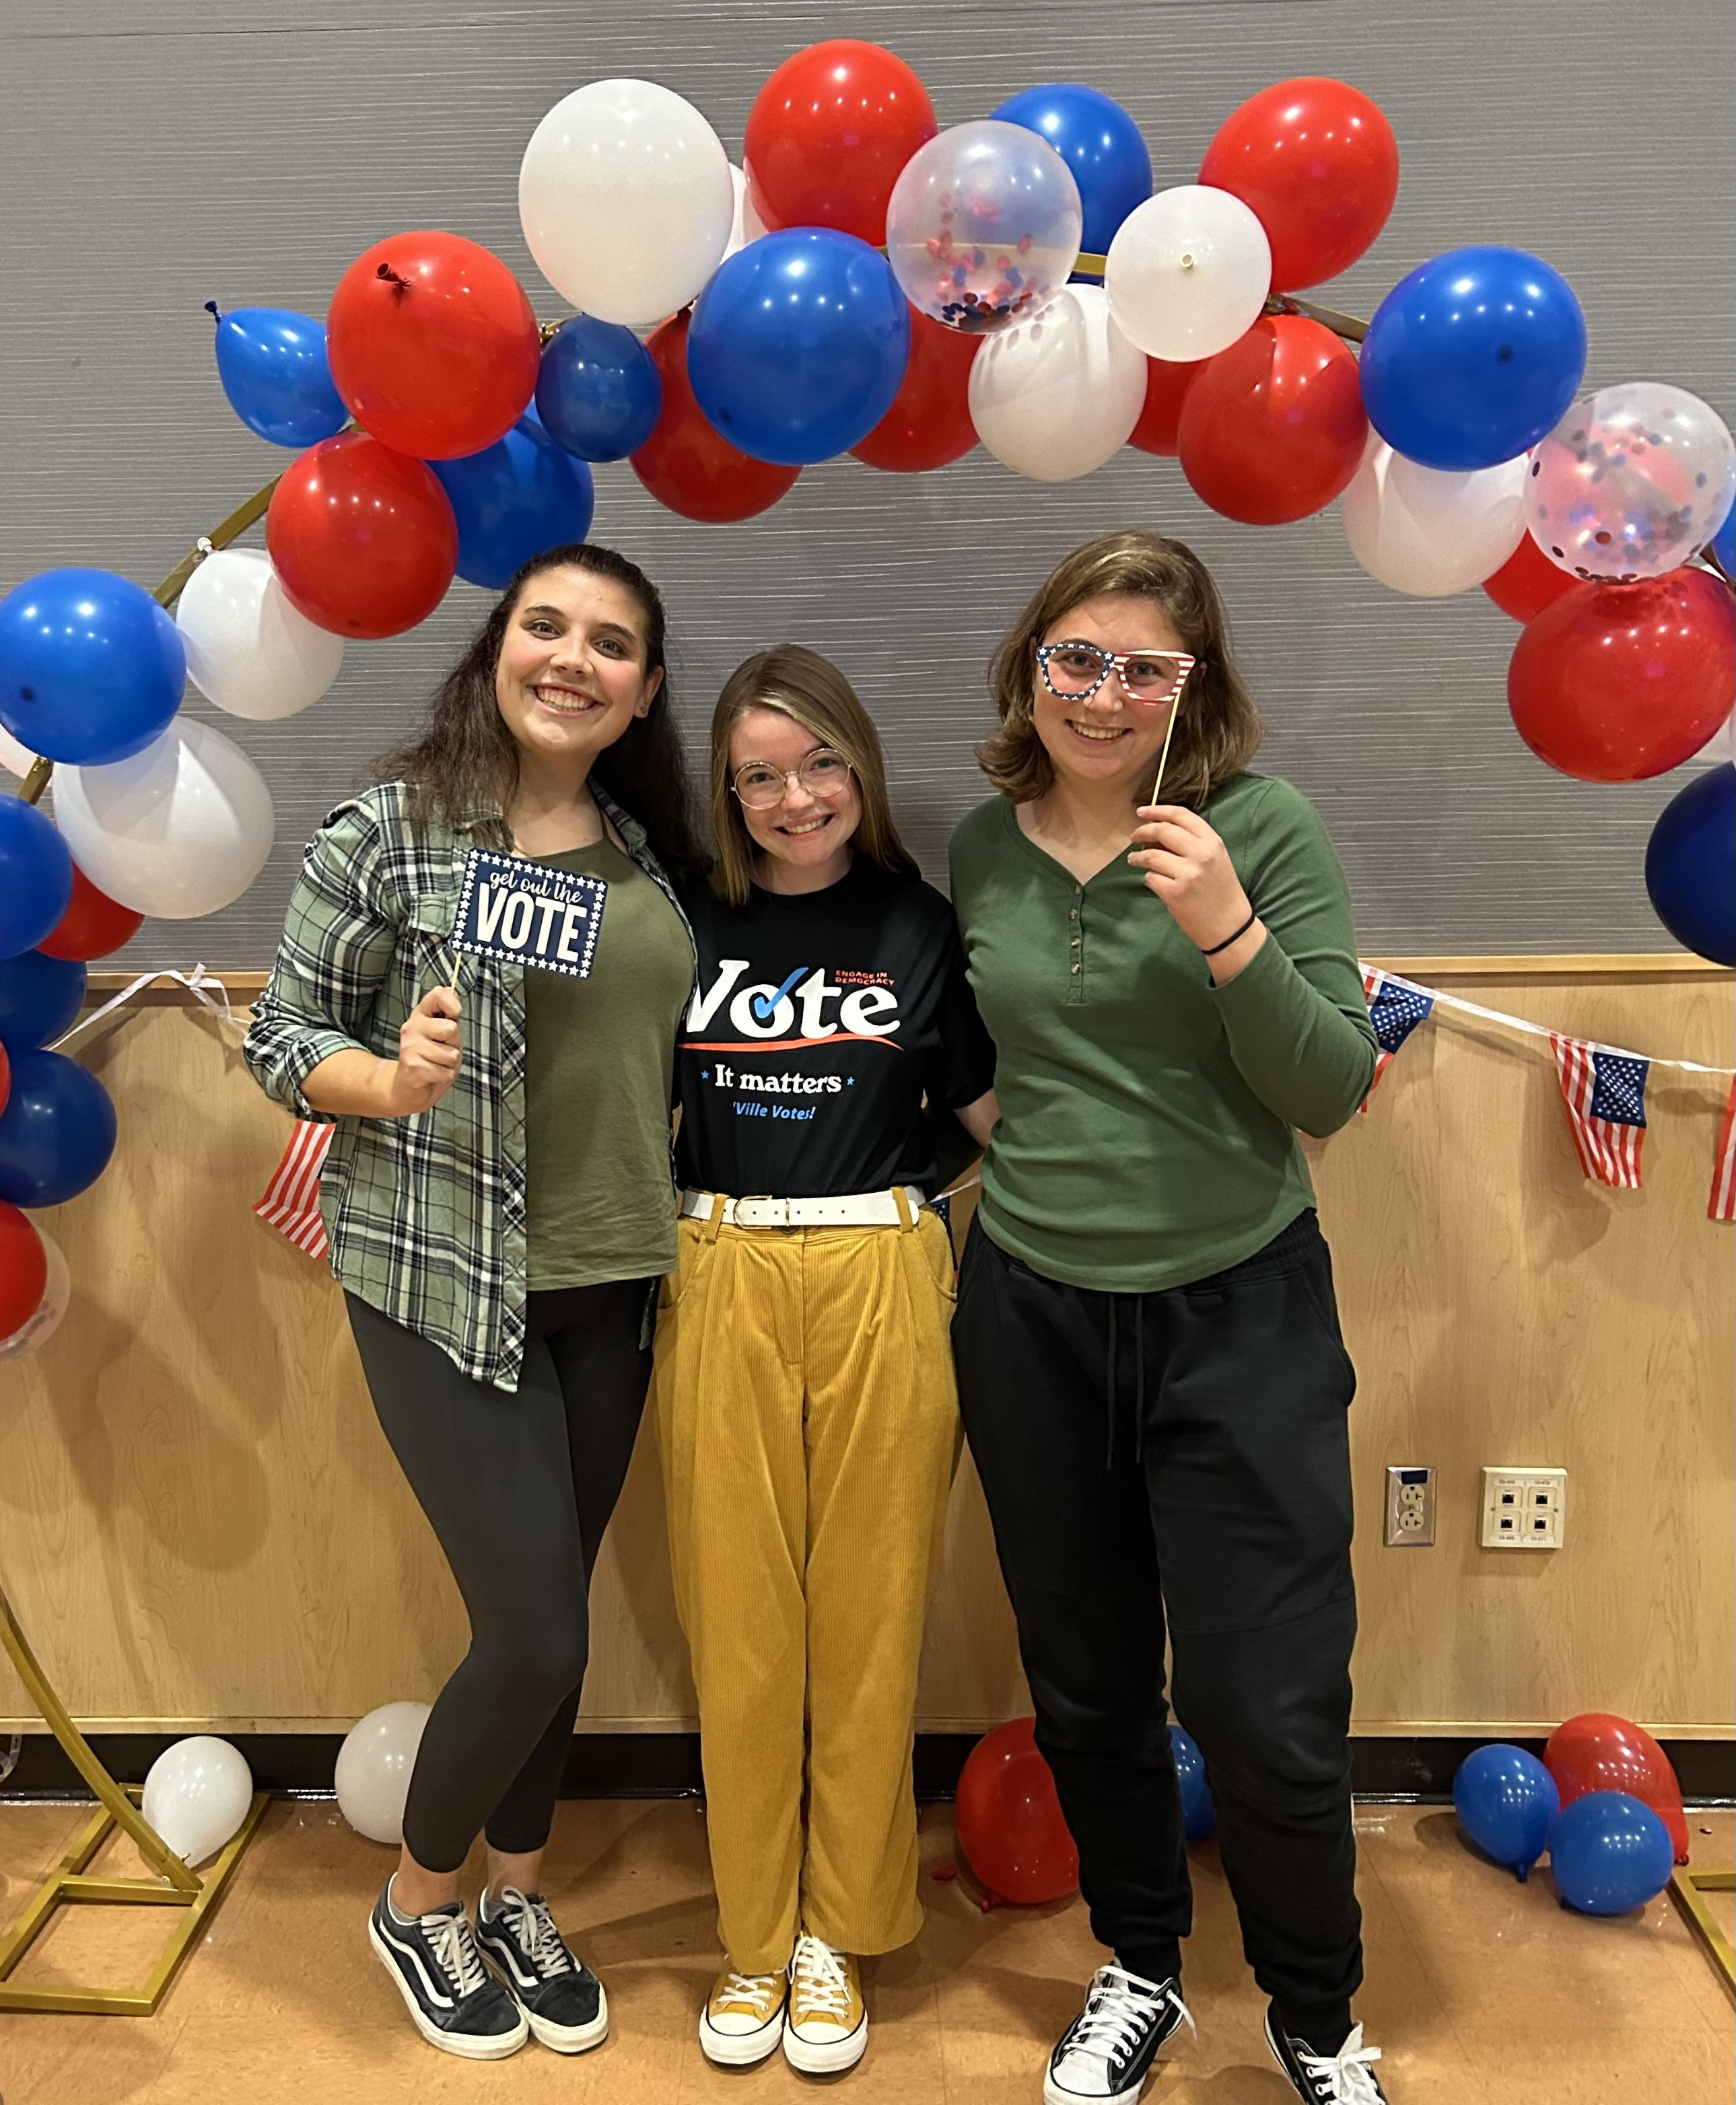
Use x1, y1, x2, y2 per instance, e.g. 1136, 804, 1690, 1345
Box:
886, 121, 1082, 335
1524, 383, 1736, 583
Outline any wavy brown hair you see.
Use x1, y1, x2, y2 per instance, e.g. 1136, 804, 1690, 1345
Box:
707, 645, 920, 907
374, 543, 704, 881
979, 531, 1262, 808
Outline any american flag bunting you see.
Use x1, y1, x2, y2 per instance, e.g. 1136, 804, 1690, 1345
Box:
254, 1118, 333, 1260
1359, 967, 1435, 1111
1550, 1035, 1648, 1189
1710, 1081, 1736, 1222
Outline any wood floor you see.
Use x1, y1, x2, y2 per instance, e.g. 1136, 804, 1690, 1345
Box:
0, 1798, 1729, 2102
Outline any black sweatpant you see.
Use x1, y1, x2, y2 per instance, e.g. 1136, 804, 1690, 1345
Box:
952, 1210, 1362, 2044
345, 1282, 652, 1874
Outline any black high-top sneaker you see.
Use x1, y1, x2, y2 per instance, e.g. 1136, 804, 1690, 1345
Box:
474, 1884, 608, 2053
367, 1882, 528, 2059
1264, 2010, 1389, 2103
1044, 1964, 1195, 2104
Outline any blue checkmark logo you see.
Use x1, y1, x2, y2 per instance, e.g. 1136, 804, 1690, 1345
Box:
752, 967, 807, 1023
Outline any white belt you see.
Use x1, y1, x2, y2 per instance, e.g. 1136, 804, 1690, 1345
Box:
679, 1186, 926, 1230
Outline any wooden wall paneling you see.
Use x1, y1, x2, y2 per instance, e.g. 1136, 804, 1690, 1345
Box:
0, 965, 1729, 1740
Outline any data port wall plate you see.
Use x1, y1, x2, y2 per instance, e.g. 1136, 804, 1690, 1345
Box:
1384, 1465, 1436, 1546
1482, 1466, 1567, 1549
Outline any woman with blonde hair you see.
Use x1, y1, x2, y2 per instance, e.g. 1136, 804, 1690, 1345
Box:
653, 644, 997, 2077
948, 533, 1387, 2105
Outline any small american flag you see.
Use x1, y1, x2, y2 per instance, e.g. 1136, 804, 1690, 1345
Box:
1359, 968, 1435, 1111
1550, 1036, 1648, 1189
1711, 1082, 1736, 1222
254, 1118, 333, 1260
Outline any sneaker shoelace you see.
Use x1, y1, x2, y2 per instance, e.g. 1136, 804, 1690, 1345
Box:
1296, 2024, 1383, 2104
716, 1970, 784, 2015
499, 1890, 575, 1981
1065, 1965, 1196, 2071
426, 1908, 491, 2001
788, 1935, 854, 2022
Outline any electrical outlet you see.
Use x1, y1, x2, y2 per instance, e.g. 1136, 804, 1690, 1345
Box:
1481, 1466, 1567, 1549
1383, 1465, 1436, 1546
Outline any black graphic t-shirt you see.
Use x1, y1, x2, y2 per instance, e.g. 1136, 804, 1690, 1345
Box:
674, 860, 997, 1199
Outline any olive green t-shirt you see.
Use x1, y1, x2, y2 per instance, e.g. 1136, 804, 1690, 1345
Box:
522, 839, 692, 1291
947, 773, 1377, 1294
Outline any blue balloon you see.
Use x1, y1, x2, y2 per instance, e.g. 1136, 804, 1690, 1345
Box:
990, 83, 1152, 272
429, 418, 596, 592
1550, 1791, 1673, 1917
1360, 247, 1587, 471
0, 1048, 116, 1208
0, 800, 73, 961
1712, 492, 1735, 576
1453, 1744, 1560, 1881
535, 316, 663, 462
0, 569, 185, 766
1646, 763, 1735, 967
1169, 1723, 1217, 1841
0, 951, 87, 1056
688, 230, 911, 467
211, 305, 349, 449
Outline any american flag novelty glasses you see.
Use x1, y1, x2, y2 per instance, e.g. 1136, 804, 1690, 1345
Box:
1037, 642, 1197, 708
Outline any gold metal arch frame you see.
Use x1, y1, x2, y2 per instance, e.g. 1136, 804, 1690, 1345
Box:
1670, 1867, 1736, 1997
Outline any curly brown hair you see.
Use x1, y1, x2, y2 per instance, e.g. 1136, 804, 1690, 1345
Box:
372, 543, 705, 881
978, 531, 1262, 808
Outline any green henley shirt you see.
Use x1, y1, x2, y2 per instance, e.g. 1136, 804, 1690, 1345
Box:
947, 772, 1377, 1294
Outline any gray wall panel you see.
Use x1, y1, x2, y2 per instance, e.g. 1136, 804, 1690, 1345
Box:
1, 0, 1731, 963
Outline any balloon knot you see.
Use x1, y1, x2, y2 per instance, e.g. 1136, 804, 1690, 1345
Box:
204, 300, 222, 322
930, 1863, 958, 1883
376, 263, 412, 294
1515, 1863, 1529, 1884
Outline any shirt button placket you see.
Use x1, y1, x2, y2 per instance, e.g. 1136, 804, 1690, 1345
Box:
1069, 888, 1084, 1000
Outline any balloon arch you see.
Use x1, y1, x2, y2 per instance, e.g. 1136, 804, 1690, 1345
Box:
0, 40, 1733, 1349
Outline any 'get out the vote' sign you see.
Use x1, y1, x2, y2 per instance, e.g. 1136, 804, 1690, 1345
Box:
449, 850, 607, 978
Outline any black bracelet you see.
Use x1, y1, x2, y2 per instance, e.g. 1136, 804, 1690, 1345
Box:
1200, 909, 1257, 957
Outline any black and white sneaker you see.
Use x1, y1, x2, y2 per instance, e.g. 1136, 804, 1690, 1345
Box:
368, 1881, 528, 2059
475, 1884, 609, 2054
1044, 1964, 1195, 2104
1264, 2011, 1388, 2103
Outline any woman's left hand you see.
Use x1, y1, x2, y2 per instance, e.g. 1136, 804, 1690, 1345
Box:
1128, 804, 1259, 961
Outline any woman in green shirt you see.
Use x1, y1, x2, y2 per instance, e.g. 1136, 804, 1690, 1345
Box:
948, 532, 1387, 2105
246, 543, 696, 2067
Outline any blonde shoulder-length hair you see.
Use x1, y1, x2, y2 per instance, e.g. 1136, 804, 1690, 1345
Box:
707, 644, 921, 907
978, 531, 1263, 808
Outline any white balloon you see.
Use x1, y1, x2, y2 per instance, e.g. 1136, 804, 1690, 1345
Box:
0, 724, 35, 778
142, 1736, 254, 1869
52, 717, 275, 920
0, 1232, 69, 1362
1690, 712, 1735, 764
176, 550, 343, 722
1342, 438, 1529, 596
1105, 185, 1272, 363
519, 79, 734, 326
722, 164, 766, 263
968, 285, 1147, 483
335, 1702, 431, 1846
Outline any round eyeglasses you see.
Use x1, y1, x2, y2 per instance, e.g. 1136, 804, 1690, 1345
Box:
1037, 642, 1197, 707
731, 747, 854, 811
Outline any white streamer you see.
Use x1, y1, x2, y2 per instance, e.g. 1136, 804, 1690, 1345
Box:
48, 965, 243, 1054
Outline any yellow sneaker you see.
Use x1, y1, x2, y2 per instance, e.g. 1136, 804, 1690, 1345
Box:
783, 1934, 866, 2074
699, 1964, 787, 2067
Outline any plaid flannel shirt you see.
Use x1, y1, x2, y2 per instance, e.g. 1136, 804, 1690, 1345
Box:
244, 780, 693, 1392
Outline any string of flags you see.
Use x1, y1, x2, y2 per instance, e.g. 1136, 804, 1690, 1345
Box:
1360, 965, 1736, 1219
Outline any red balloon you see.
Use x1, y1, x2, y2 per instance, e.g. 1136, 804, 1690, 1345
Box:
0, 1198, 47, 1339
1484, 531, 1579, 623
326, 231, 540, 459
1199, 77, 1399, 291
1545, 1713, 1690, 1865
954, 1717, 1079, 1905
849, 308, 979, 472
630, 314, 800, 524
37, 862, 145, 961
744, 40, 937, 246
1178, 315, 1366, 525
268, 433, 458, 640
1508, 569, 1736, 782
1129, 357, 1206, 459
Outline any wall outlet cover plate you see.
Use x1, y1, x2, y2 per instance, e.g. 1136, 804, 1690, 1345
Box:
1482, 1465, 1567, 1549
1384, 1465, 1436, 1547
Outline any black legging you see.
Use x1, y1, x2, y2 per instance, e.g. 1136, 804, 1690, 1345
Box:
345, 1281, 652, 1873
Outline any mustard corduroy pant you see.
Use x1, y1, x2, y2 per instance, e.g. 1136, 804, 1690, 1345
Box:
651, 1201, 961, 1974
